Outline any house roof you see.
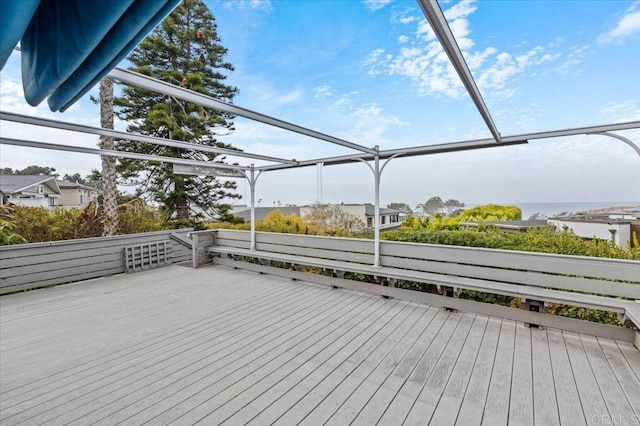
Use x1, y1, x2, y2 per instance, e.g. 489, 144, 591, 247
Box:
0, 175, 59, 193
56, 180, 98, 192
364, 205, 400, 216
233, 206, 302, 222
460, 220, 549, 231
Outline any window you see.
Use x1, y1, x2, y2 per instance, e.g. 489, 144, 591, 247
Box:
49, 197, 56, 206
367, 217, 373, 227
36, 185, 44, 194
79, 191, 84, 204
381, 216, 386, 225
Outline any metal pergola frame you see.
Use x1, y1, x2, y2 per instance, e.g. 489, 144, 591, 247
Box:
2, 0, 639, 267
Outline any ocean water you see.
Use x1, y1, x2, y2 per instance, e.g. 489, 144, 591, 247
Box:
469, 201, 640, 220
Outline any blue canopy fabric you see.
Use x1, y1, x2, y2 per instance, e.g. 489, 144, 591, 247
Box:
0, 0, 41, 69
0, 0, 180, 112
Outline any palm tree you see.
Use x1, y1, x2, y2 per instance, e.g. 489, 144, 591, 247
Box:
99, 78, 118, 236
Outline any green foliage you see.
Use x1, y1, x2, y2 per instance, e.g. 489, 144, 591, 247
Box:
384, 226, 640, 259
459, 204, 522, 222
0, 165, 58, 176
0, 207, 27, 245
115, 0, 240, 221
4, 205, 167, 243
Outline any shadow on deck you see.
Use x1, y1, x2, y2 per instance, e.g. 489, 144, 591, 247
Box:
1, 265, 639, 425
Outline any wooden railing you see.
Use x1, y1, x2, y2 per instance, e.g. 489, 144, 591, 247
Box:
0, 229, 192, 294
208, 230, 640, 346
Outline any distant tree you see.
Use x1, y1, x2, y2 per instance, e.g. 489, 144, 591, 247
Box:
2, 165, 58, 176
418, 196, 444, 216
62, 173, 87, 184
528, 212, 548, 220
115, 0, 240, 221
304, 203, 365, 236
387, 202, 413, 214
85, 170, 103, 190
459, 204, 522, 222
443, 199, 465, 217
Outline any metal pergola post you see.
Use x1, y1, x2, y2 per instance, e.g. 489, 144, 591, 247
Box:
246, 164, 262, 251
359, 149, 400, 268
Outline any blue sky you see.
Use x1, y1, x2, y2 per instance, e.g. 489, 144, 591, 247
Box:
1, 0, 639, 210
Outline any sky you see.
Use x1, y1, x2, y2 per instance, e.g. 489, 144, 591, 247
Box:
1, 0, 640, 211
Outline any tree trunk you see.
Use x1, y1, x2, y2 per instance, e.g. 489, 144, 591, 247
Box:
99, 78, 119, 236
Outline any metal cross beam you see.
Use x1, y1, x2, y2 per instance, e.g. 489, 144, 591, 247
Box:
0, 137, 250, 171
0, 111, 295, 165
108, 67, 376, 155
416, 0, 501, 143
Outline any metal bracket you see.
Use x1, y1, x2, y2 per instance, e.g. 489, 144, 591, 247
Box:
524, 299, 546, 328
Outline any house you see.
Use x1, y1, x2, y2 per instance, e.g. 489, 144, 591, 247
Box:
56, 180, 99, 208
0, 175, 61, 207
459, 219, 549, 233
231, 203, 402, 230
548, 211, 640, 248
302, 204, 401, 230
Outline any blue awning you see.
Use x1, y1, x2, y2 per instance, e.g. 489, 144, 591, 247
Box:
0, 0, 180, 112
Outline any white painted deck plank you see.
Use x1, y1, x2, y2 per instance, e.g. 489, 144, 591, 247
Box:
546, 328, 586, 426
155, 293, 385, 425
580, 334, 637, 422
1, 265, 639, 426
226, 301, 417, 425
426, 315, 488, 426
2, 277, 335, 425
563, 331, 609, 423
402, 313, 477, 425
482, 319, 516, 426
617, 340, 640, 382
597, 338, 640, 417
0, 274, 300, 405
508, 323, 534, 426
70, 287, 358, 425
530, 328, 560, 426
375, 312, 464, 425
311, 307, 437, 426
299, 309, 450, 426
454, 316, 502, 426
307, 305, 430, 425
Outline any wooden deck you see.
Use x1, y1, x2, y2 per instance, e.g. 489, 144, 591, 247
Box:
1, 265, 638, 425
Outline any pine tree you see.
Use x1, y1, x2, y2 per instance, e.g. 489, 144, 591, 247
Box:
115, 0, 240, 221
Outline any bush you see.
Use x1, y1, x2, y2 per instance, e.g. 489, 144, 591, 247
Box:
4, 204, 167, 242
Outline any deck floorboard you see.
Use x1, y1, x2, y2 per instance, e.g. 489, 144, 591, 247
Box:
1, 265, 638, 425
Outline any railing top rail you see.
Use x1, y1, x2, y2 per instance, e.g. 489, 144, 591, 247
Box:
0, 228, 193, 251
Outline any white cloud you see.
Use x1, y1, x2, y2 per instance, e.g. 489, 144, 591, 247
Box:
555, 45, 591, 74
223, 0, 272, 11
601, 100, 640, 122
363, 0, 564, 99
313, 85, 333, 100
598, 2, 640, 44
390, 7, 418, 25
364, 0, 394, 12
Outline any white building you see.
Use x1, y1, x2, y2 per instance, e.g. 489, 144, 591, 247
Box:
549, 212, 640, 248
299, 204, 402, 230
0, 175, 61, 208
